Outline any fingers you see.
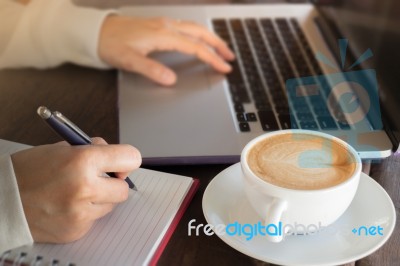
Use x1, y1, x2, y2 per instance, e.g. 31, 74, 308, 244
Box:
121, 33, 231, 85
84, 137, 142, 179
93, 144, 142, 178
48, 203, 116, 243
92, 177, 130, 204
92, 203, 115, 219
54, 137, 107, 146
79, 144, 137, 204
171, 20, 235, 61
54, 141, 70, 146
156, 31, 232, 73
91, 137, 108, 145
150, 18, 234, 74
80, 144, 136, 203
121, 52, 177, 86
100, 16, 236, 85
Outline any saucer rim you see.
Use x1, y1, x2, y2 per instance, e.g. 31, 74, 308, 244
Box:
202, 163, 396, 266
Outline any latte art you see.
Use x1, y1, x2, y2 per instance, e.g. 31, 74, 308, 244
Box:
247, 133, 357, 190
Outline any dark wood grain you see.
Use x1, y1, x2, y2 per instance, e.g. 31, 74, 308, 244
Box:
0, 1, 398, 265
0, 65, 118, 145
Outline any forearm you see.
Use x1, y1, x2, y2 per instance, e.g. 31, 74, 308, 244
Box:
0, 139, 32, 254
0, 0, 114, 69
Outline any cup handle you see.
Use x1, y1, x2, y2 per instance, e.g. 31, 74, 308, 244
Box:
265, 198, 287, 243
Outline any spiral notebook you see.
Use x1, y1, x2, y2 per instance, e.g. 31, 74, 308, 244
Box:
0, 168, 199, 266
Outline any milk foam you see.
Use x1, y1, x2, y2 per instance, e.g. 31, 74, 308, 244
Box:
247, 133, 357, 190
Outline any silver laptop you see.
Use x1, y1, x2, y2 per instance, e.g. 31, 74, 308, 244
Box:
118, 2, 399, 165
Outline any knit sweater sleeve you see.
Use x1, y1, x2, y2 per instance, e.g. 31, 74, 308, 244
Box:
0, 0, 115, 69
0, 139, 33, 254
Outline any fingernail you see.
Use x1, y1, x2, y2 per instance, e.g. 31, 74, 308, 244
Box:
223, 62, 232, 72
223, 42, 235, 60
228, 50, 236, 60
161, 71, 176, 85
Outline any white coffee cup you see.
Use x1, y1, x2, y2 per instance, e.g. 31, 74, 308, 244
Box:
241, 129, 361, 242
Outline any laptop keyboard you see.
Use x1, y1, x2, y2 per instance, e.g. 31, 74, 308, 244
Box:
212, 18, 351, 132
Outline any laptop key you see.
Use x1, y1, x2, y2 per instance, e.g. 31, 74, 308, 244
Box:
313, 105, 331, 116
274, 99, 289, 109
338, 121, 351, 130
297, 112, 315, 121
317, 116, 338, 130
258, 110, 280, 131
246, 113, 257, 122
300, 121, 318, 129
237, 113, 247, 122
250, 85, 265, 96
212, 19, 227, 27
278, 114, 298, 129
253, 93, 268, 103
256, 102, 273, 111
232, 94, 249, 103
229, 82, 246, 92
275, 106, 290, 114
239, 122, 251, 132
232, 91, 250, 103
234, 103, 244, 113
294, 104, 311, 114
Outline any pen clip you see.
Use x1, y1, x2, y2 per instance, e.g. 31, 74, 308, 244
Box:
53, 112, 92, 143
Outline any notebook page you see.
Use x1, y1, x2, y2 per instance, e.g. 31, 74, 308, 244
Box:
12, 168, 193, 265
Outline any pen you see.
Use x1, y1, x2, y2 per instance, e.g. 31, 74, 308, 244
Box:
37, 106, 137, 191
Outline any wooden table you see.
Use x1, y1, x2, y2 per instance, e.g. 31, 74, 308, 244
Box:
0, 1, 398, 265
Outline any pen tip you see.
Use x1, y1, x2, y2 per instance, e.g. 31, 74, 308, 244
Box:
125, 177, 137, 191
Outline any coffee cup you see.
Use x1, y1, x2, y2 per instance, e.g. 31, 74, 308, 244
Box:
241, 129, 361, 242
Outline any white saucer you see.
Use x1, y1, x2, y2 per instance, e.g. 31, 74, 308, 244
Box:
202, 163, 396, 266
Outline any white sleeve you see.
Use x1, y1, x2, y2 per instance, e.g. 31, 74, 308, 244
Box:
0, 139, 33, 254
0, 0, 115, 69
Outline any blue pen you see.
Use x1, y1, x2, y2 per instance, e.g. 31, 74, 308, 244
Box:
37, 106, 137, 190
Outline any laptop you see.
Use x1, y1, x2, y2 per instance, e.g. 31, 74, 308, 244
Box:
118, 1, 399, 165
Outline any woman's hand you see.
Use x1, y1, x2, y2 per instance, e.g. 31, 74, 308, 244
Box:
11, 138, 141, 243
98, 16, 235, 86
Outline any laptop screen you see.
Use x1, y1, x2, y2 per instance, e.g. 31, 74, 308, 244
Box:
314, 0, 400, 146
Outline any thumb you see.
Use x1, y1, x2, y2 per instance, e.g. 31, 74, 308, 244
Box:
124, 52, 177, 86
